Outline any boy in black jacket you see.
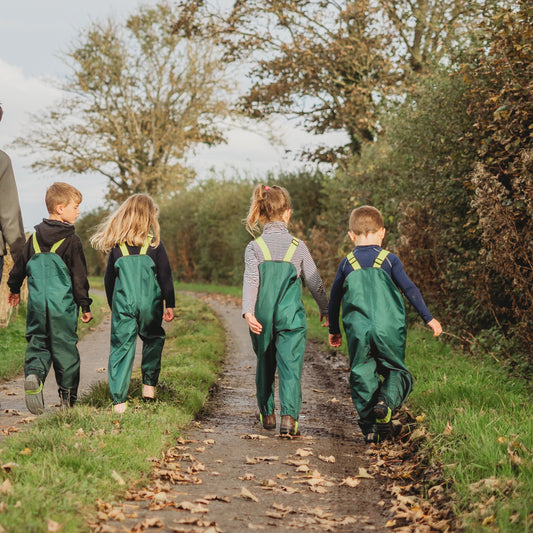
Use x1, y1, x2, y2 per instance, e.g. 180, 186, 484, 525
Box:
8, 182, 92, 413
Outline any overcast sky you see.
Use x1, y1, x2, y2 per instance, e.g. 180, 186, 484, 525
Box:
0, 1, 344, 229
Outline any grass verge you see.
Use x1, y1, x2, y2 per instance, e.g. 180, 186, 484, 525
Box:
0, 293, 225, 532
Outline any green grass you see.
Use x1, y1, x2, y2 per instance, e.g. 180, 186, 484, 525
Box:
0, 293, 107, 382
0, 293, 225, 532
406, 329, 532, 532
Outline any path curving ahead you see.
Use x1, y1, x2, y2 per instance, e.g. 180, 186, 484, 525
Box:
97, 295, 393, 532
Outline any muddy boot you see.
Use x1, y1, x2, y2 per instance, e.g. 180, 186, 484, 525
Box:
257, 412, 276, 430
25, 374, 45, 415
280, 415, 300, 436
358, 418, 379, 444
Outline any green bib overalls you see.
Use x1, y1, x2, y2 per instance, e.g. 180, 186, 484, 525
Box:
251, 237, 306, 420
25, 233, 80, 404
108, 239, 165, 405
342, 250, 413, 421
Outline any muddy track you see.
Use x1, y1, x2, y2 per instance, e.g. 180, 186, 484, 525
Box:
96, 296, 395, 532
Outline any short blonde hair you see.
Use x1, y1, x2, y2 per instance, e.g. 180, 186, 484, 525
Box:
245, 184, 292, 235
46, 182, 82, 214
90, 194, 160, 253
349, 205, 384, 235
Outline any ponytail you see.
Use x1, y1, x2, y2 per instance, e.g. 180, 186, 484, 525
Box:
245, 184, 292, 236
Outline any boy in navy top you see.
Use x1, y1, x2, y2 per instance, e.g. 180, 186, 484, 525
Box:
328, 206, 441, 443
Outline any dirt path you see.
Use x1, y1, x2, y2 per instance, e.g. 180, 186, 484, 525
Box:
98, 296, 394, 532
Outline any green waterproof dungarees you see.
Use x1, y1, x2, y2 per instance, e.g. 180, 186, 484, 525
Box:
251, 237, 306, 420
109, 239, 165, 405
25, 233, 80, 404
342, 250, 413, 421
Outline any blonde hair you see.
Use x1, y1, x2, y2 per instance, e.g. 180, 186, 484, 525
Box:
349, 205, 384, 235
46, 182, 82, 214
245, 184, 292, 235
90, 194, 160, 253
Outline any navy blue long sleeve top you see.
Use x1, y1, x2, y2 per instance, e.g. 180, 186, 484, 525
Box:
104, 241, 175, 309
328, 245, 433, 335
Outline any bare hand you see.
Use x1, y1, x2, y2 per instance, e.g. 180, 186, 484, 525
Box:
244, 312, 263, 335
163, 308, 175, 322
8, 293, 20, 307
427, 318, 442, 337
320, 315, 329, 328
81, 312, 93, 323
329, 333, 342, 348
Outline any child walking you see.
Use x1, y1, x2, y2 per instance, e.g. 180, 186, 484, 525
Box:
8, 182, 93, 413
243, 184, 329, 436
90, 194, 175, 413
328, 205, 442, 443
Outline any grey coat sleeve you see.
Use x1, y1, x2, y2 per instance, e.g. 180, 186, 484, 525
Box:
0, 151, 25, 260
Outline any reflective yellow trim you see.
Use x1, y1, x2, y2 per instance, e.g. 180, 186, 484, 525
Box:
283, 238, 299, 263
372, 249, 390, 269
32, 233, 41, 254
255, 237, 272, 261
50, 238, 65, 253
119, 243, 129, 257
347, 252, 361, 271
140, 235, 152, 255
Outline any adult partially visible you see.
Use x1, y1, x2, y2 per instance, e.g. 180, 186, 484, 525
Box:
0, 104, 25, 282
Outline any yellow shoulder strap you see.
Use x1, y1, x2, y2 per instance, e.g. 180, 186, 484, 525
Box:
32, 233, 41, 254
346, 252, 361, 271
283, 238, 299, 263
140, 235, 152, 255
372, 249, 390, 269
50, 238, 65, 253
119, 243, 129, 257
255, 237, 271, 261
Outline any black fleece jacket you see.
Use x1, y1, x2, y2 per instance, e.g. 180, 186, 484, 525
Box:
8, 219, 92, 313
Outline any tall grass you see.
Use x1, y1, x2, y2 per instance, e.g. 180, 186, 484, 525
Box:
0, 293, 225, 532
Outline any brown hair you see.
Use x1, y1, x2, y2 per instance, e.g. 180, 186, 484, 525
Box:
45, 182, 82, 214
349, 205, 384, 235
90, 194, 160, 253
245, 184, 292, 235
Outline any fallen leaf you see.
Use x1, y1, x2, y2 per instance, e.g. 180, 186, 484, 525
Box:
19, 447, 32, 456
1, 462, 19, 472
240, 487, 259, 502
241, 434, 268, 440
340, 477, 361, 488
294, 448, 313, 457
327, 398, 339, 403
111, 471, 126, 486
245, 456, 278, 464
355, 467, 374, 479
312, 389, 326, 393
47, 520, 62, 532
318, 455, 335, 463
204, 439, 215, 445
176, 501, 208, 513
0, 480, 12, 495
442, 422, 453, 436
285, 459, 309, 467
239, 473, 255, 481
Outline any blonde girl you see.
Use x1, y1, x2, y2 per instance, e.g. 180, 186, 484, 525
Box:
243, 184, 329, 435
91, 194, 175, 413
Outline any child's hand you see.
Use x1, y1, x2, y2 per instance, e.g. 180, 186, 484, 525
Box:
244, 312, 263, 335
163, 308, 174, 322
329, 333, 342, 348
427, 318, 442, 337
320, 315, 329, 328
8, 293, 20, 307
81, 312, 93, 323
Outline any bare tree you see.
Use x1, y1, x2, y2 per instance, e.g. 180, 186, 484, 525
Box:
16, 2, 233, 201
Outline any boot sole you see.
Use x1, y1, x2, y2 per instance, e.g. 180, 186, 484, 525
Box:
24, 375, 44, 415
